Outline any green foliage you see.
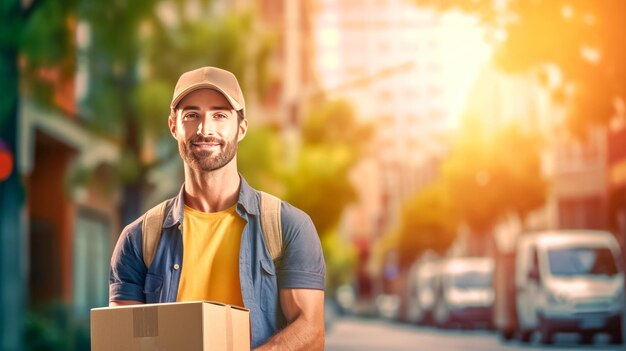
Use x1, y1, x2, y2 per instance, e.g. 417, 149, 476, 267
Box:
321, 229, 357, 292
283, 100, 373, 236
132, 79, 172, 137
118, 150, 142, 184
301, 100, 373, 149
20, 0, 75, 68
67, 0, 159, 139
0, 1, 22, 50
238, 98, 373, 290
1, 0, 75, 118
79, 0, 158, 61
396, 182, 456, 268
24, 302, 90, 351
442, 116, 547, 232
237, 99, 372, 290
283, 144, 358, 236
143, 9, 274, 98
237, 124, 285, 195
378, 115, 546, 264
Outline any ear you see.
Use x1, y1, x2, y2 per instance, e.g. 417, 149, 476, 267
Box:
168, 112, 177, 139
237, 118, 248, 142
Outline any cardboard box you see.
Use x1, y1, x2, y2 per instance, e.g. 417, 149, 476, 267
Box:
91, 301, 250, 351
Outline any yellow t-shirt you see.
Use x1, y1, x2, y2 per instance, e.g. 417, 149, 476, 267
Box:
176, 204, 245, 306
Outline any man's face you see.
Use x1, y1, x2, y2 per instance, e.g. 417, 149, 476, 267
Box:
169, 88, 247, 172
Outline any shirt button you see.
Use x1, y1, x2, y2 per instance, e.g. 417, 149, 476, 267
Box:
173, 264, 180, 270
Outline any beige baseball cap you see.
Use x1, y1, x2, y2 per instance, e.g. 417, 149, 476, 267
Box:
170, 66, 245, 115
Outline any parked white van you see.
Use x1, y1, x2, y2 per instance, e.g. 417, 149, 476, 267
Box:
433, 257, 494, 329
515, 230, 624, 344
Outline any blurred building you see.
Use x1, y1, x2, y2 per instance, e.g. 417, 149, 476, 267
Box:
246, 0, 320, 128
552, 127, 608, 230
312, 0, 490, 296
0, 18, 123, 351
20, 97, 119, 316
211, 0, 322, 134
316, 0, 489, 236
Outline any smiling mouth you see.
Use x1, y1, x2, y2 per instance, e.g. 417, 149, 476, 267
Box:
191, 143, 221, 149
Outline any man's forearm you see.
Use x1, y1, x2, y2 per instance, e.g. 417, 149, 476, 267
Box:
253, 315, 324, 351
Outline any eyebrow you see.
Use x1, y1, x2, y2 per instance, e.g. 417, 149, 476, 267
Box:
181, 105, 231, 111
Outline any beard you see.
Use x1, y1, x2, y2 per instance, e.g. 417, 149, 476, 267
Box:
178, 130, 239, 172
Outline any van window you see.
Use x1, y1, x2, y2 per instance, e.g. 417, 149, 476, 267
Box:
548, 247, 619, 277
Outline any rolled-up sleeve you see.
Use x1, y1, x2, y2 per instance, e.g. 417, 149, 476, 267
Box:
109, 220, 147, 302
277, 205, 326, 290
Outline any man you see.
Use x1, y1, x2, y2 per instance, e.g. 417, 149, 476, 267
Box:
109, 66, 326, 350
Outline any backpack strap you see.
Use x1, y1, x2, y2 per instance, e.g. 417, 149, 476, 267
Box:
142, 200, 168, 268
259, 191, 282, 260
141, 192, 282, 266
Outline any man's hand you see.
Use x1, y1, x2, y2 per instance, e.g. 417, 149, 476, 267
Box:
254, 289, 324, 351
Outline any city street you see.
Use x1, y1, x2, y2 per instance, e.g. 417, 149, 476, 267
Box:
325, 317, 623, 351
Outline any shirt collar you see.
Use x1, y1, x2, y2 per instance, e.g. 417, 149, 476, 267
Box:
163, 184, 185, 228
236, 175, 259, 216
163, 174, 259, 228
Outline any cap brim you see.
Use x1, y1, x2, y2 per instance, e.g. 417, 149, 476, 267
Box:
170, 83, 243, 112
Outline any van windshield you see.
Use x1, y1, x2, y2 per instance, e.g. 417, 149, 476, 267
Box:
450, 271, 492, 289
548, 247, 619, 277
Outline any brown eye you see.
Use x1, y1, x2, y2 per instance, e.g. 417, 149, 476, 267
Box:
183, 112, 199, 120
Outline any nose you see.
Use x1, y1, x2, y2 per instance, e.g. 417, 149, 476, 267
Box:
197, 113, 215, 136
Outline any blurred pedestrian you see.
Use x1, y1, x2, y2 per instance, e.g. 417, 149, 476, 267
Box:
109, 66, 325, 350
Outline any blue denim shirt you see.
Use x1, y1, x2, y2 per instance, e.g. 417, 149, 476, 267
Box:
109, 176, 326, 348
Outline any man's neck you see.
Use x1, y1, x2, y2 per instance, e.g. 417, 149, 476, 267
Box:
183, 162, 240, 213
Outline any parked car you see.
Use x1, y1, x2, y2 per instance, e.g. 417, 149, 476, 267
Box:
334, 283, 356, 316
515, 230, 624, 344
375, 293, 401, 320
433, 257, 494, 329
405, 259, 439, 325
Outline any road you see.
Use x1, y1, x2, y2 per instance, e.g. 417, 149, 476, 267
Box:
325, 317, 623, 351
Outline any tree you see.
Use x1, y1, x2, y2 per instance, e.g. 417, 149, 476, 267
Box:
75, 0, 163, 227
378, 115, 546, 261
237, 124, 285, 194
442, 116, 546, 240
268, 99, 373, 293
320, 228, 358, 293
415, 0, 626, 135
395, 181, 457, 268
282, 99, 373, 236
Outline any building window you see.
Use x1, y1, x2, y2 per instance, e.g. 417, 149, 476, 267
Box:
73, 208, 111, 317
